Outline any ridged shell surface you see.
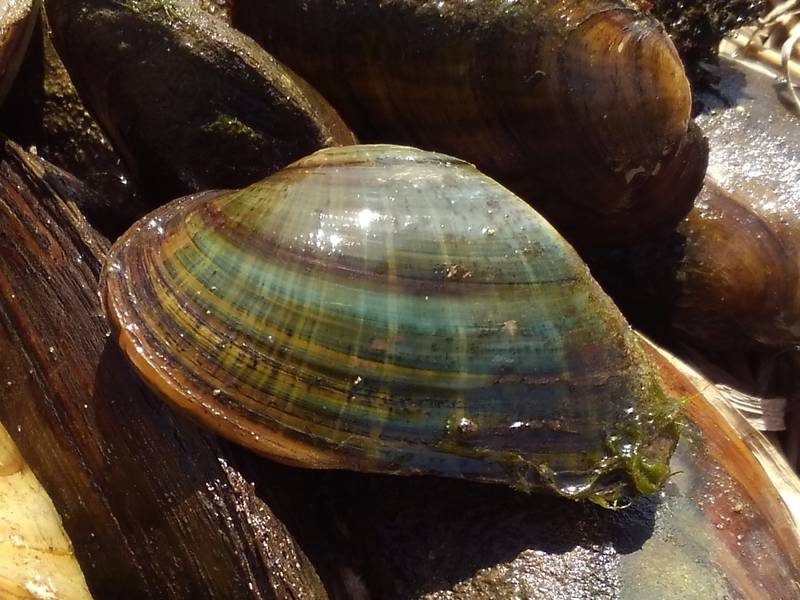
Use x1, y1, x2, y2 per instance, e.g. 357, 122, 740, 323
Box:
233, 0, 708, 247
104, 145, 680, 502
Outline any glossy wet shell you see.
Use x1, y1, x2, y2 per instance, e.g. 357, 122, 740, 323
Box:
596, 58, 800, 353
104, 145, 680, 502
234, 0, 707, 247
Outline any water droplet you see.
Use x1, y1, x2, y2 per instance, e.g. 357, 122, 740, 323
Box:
356, 208, 380, 229
147, 218, 165, 235
502, 320, 519, 336
457, 417, 478, 434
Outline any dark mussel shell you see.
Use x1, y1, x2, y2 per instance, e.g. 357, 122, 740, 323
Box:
233, 0, 708, 248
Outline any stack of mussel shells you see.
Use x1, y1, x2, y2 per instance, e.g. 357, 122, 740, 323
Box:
1, 0, 799, 598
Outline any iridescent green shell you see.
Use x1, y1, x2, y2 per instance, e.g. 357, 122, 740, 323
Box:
103, 145, 680, 504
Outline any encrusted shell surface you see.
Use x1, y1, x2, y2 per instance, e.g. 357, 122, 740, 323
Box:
104, 145, 680, 503
45, 0, 356, 207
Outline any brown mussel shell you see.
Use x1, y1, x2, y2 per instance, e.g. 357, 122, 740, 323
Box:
45, 0, 356, 206
591, 57, 800, 355
233, 0, 708, 248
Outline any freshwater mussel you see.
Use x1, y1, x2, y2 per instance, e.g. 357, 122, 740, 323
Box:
44, 0, 356, 208
1, 0, 799, 596
591, 57, 800, 361
234, 0, 708, 248
104, 144, 681, 506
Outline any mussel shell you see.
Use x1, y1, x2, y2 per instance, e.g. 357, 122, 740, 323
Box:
591, 57, 800, 354
0, 423, 92, 599
682, 57, 800, 351
667, 179, 799, 350
233, 0, 707, 248
45, 0, 356, 206
104, 145, 680, 502
0, 11, 145, 238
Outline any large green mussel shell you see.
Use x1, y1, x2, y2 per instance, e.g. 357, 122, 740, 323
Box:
103, 145, 681, 503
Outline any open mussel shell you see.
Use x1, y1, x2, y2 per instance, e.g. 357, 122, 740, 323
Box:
233, 0, 707, 248
104, 144, 680, 504
0, 422, 91, 600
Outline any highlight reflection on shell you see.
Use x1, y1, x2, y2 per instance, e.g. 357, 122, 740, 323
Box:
103, 145, 681, 504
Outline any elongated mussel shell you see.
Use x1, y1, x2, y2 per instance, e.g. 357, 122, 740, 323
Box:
592, 58, 800, 355
233, 0, 707, 248
45, 0, 356, 207
104, 145, 680, 503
